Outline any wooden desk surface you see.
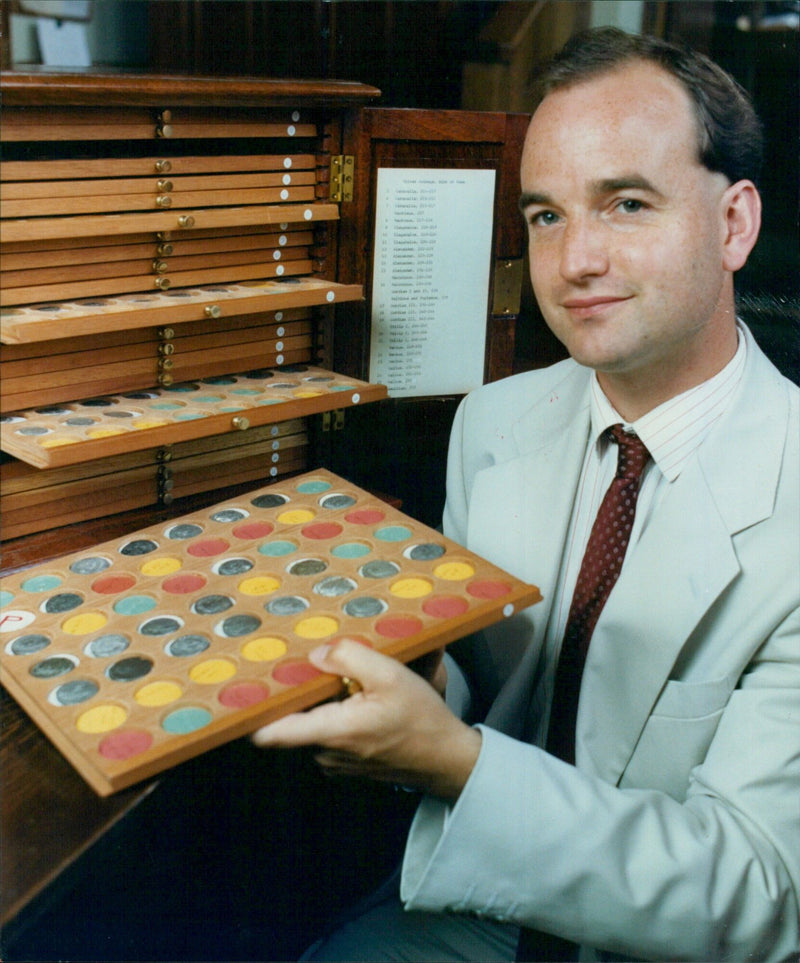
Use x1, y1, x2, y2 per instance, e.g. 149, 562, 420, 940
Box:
0, 687, 156, 924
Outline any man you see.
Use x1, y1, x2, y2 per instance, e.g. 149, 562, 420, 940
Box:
254, 28, 800, 961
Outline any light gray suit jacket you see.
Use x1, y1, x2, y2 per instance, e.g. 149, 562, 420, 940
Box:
401, 325, 800, 961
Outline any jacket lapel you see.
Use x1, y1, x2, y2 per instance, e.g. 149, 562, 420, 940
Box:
473, 366, 592, 735
577, 328, 791, 783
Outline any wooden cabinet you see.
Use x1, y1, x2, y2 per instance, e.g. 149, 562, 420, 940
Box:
0, 71, 528, 553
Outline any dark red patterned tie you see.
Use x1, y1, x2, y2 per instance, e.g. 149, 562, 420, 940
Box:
546, 424, 650, 764
517, 425, 650, 962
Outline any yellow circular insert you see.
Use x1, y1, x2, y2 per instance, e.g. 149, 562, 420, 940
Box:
189, 658, 237, 684
140, 557, 182, 576
62, 611, 108, 635
241, 636, 288, 662
87, 428, 127, 439
76, 703, 127, 734
294, 615, 339, 639
41, 437, 80, 448
132, 420, 168, 431
434, 561, 476, 581
390, 577, 433, 599
238, 575, 281, 596
135, 680, 183, 707
277, 508, 315, 524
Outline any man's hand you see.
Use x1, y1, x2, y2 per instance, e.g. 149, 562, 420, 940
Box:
251, 639, 481, 802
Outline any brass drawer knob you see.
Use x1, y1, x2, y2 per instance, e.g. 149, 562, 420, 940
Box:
154, 277, 171, 290
204, 304, 221, 319
158, 342, 174, 356
156, 195, 172, 209
178, 215, 195, 229
152, 259, 169, 274
155, 160, 172, 174
157, 179, 174, 192
157, 327, 175, 340
232, 416, 250, 431
157, 242, 173, 256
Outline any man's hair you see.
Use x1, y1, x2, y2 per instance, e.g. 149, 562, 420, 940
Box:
535, 27, 763, 185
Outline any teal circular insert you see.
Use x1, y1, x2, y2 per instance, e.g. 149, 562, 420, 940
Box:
114, 595, 157, 616
296, 480, 332, 494
330, 542, 371, 559
374, 525, 412, 542
162, 706, 213, 734
22, 574, 62, 593
258, 540, 297, 557
0, 590, 15, 607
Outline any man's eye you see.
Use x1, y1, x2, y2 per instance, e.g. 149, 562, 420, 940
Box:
530, 210, 560, 226
617, 198, 645, 213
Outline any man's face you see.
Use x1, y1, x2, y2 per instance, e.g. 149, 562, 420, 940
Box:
520, 61, 736, 397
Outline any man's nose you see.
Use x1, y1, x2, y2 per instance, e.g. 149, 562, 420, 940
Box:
559, 217, 609, 282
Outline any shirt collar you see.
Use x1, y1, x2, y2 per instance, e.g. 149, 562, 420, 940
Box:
589, 326, 747, 481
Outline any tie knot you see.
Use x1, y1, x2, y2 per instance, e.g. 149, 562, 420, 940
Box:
608, 423, 650, 480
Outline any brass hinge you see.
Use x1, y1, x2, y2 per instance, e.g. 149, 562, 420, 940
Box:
321, 410, 346, 431
492, 258, 524, 316
329, 155, 355, 202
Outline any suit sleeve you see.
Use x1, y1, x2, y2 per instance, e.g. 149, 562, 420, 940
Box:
401, 604, 800, 962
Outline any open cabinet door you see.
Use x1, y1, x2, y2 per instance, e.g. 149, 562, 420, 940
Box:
324, 107, 530, 526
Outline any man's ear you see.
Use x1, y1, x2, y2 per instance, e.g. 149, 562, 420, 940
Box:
721, 179, 762, 272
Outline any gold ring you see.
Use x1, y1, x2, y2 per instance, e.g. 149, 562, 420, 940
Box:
341, 676, 362, 697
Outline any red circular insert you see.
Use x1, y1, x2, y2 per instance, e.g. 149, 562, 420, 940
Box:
232, 521, 275, 540
374, 615, 424, 639
162, 572, 207, 594
466, 579, 513, 600
344, 509, 386, 525
92, 573, 137, 594
187, 538, 230, 557
272, 660, 323, 686
301, 522, 343, 540
98, 728, 153, 760
218, 680, 271, 708
422, 595, 470, 618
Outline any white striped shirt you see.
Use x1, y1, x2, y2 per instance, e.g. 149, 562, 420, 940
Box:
529, 328, 748, 747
